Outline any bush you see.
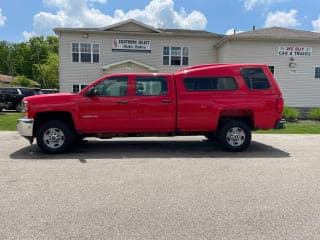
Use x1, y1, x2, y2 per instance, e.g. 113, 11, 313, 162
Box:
12, 75, 33, 87
282, 106, 299, 121
309, 108, 320, 121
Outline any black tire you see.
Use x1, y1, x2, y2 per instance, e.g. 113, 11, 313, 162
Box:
36, 120, 75, 154
16, 101, 22, 112
218, 120, 251, 152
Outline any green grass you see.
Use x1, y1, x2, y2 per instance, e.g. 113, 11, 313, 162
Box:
0, 112, 24, 131
256, 122, 320, 134
0, 112, 320, 133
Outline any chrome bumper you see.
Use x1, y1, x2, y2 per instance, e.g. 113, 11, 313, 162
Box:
17, 118, 34, 137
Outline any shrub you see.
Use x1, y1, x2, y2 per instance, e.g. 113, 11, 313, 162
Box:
282, 106, 299, 121
12, 75, 33, 87
309, 108, 320, 121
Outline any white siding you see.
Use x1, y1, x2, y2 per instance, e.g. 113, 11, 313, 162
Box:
59, 32, 219, 92
219, 40, 320, 107
218, 41, 230, 63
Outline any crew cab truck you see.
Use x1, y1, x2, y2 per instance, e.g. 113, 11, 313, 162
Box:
17, 64, 284, 153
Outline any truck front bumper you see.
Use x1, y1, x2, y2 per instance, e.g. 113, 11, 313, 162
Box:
17, 118, 34, 137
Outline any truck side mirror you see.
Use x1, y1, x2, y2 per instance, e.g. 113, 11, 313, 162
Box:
85, 88, 96, 97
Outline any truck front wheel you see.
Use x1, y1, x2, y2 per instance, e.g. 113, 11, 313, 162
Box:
218, 120, 251, 152
36, 120, 75, 153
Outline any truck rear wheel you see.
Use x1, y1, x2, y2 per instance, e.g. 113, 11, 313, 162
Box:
36, 120, 75, 154
218, 120, 251, 151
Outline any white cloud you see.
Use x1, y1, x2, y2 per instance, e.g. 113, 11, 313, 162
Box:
243, 0, 287, 11
90, 0, 107, 3
225, 28, 244, 35
25, 0, 207, 37
264, 9, 300, 28
22, 31, 36, 40
312, 16, 320, 32
0, 8, 7, 27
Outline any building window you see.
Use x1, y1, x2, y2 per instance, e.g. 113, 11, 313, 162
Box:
93, 44, 99, 63
73, 84, 88, 93
72, 43, 99, 63
184, 77, 238, 91
72, 43, 79, 62
135, 76, 168, 96
80, 43, 91, 63
163, 46, 189, 66
163, 47, 169, 65
268, 65, 275, 75
315, 66, 320, 78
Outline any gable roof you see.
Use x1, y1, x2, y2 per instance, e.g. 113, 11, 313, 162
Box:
100, 19, 162, 33
216, 27, 320, 46
100, 59, 157, 72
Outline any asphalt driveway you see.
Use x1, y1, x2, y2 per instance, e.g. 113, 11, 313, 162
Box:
1, 132, 320, 240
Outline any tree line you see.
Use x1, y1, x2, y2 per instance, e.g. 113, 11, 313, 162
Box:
0, 36, 59, 89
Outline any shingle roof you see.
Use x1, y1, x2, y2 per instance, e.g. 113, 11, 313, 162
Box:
0, 74, 15, 83
54, 19, 222, 37
158, 28, 223, 37
228, 27, 320, 41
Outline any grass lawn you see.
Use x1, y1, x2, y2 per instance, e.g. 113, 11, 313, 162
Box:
0, 112, 24, 131
255, 121, 320, 134
0, 112, 320, 133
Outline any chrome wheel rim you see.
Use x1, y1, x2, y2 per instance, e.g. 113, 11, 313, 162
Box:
226, 127, 246, 147
43, 128, 65, 149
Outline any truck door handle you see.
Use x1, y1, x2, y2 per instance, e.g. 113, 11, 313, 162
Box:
117, 100, 128, 104
161, 99, 173, 103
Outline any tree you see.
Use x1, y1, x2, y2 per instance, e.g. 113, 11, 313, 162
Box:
0, 36, 59, 88
0, 41, 17, 76
33, 53, 59, 89
14, 42, 32, 78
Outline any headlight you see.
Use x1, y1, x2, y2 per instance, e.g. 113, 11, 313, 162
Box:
21, 100, 28, 113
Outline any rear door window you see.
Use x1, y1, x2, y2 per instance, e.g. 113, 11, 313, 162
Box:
241, 68, 270, 90
135, 76, 168, 96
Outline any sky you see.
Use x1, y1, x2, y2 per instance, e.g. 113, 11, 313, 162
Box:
0, 0, 320, 42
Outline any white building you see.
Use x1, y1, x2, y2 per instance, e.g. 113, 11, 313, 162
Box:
54, 19, 320, 107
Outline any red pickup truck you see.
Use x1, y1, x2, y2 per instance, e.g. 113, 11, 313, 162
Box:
17, 64, 284, 153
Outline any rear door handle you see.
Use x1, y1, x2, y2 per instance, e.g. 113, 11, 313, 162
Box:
161, 99, 173, 103
117, 100, 128, 104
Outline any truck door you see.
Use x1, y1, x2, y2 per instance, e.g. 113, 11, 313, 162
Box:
130, 75, 176, 132
78, 76, 132, 133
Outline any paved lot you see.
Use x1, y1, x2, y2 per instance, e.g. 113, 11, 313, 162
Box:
1, 132, 320, 240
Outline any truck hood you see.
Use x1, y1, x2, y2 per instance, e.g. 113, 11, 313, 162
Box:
24, 93, 77, 103
24, 93, 79, 112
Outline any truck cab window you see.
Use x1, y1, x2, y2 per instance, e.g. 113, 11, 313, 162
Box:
93, 77, 128, 96
135, 76, 168, 96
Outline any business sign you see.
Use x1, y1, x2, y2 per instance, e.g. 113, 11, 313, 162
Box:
112, 39, 151, 53
278, 46, 312, 56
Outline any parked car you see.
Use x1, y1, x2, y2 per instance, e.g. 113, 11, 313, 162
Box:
17, 64, 285, 153
0, 87, 42, 112
41, 89, 59, 94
